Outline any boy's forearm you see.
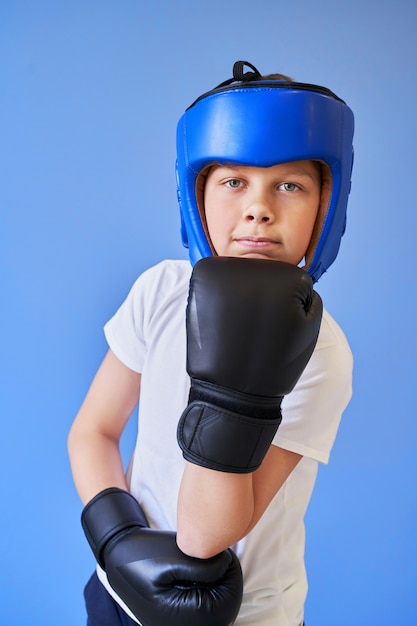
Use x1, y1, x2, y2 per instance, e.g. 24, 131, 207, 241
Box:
176, 445, 303, 559
68, 429, 128, 505
68, 350, 141, 505
176, 462, 254, 559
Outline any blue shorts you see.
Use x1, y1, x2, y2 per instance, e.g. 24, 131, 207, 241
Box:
84, 572, 138, 626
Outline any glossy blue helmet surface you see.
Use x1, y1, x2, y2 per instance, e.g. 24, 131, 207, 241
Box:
176, 61, 354, 282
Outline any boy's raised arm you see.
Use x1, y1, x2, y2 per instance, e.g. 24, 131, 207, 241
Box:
176, 256, 321, 557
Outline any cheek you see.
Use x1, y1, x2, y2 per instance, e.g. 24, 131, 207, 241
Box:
204, 206, 216, 238
206, 216, 227, 251
302, 212, 318, 241
204, 203, 227, 254
288, 206, 319, 258
205, 200, 230, 236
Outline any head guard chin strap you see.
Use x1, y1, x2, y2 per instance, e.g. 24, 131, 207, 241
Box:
176, 60, 354, 283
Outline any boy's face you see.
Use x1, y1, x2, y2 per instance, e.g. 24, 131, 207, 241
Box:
204, 160, 321, 265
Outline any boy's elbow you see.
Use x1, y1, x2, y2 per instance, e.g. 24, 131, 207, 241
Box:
67, 419, 86, 456
176, 528, 227, 560
67, 423, 77, 458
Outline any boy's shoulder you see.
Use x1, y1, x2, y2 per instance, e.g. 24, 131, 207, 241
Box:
319, 308, 351, 352
130, 259, 192, 303
138, 259, 192, 284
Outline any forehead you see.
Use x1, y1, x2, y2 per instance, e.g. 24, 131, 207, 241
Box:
207, 160, 321, 180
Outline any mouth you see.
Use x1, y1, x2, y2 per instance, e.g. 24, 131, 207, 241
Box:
234, 236, 280, 248
232, 236, 282, 259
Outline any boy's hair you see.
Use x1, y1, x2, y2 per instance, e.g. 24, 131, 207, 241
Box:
176, 61, 354, 283
258, 73, 293, 81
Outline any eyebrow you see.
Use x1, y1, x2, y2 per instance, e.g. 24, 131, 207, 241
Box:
214, 164, 319, 179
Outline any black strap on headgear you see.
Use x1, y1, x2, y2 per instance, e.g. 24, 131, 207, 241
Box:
215, 60, 262, 89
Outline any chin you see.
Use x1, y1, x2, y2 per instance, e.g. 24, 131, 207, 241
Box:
238, 252, 284, 261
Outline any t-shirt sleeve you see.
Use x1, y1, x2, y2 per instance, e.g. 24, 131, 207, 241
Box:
273, 310, 353, 464
103, 272, 151, 374
103, 260, 191, 375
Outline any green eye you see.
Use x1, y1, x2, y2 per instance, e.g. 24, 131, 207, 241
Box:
227, 179, 241, 188
281, 182, 299, 192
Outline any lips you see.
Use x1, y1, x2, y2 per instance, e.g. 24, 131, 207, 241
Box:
235, 236, 279, 247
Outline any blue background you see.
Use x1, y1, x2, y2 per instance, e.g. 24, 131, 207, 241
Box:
1, 1, 416, 624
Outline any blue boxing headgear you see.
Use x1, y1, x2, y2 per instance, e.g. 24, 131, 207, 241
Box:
176, 61, 354, 283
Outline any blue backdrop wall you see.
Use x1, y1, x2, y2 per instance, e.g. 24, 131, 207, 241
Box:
1, 1, 416, 624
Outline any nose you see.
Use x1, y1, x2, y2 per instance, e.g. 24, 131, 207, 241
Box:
243, 193, 275, 223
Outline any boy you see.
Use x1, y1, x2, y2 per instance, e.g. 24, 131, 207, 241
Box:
68, 60, 354, 626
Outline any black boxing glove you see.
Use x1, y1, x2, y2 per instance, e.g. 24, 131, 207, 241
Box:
177, 257, 323, 473
81, 487, 243, 626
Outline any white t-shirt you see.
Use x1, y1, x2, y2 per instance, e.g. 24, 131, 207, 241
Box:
97, 259, 353, 626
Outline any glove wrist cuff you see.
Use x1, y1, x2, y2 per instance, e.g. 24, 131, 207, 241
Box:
178, 398, 282, 473
81, 487, 148, 568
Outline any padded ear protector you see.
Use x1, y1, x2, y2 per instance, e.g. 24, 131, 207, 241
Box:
176, 61, 354, 282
